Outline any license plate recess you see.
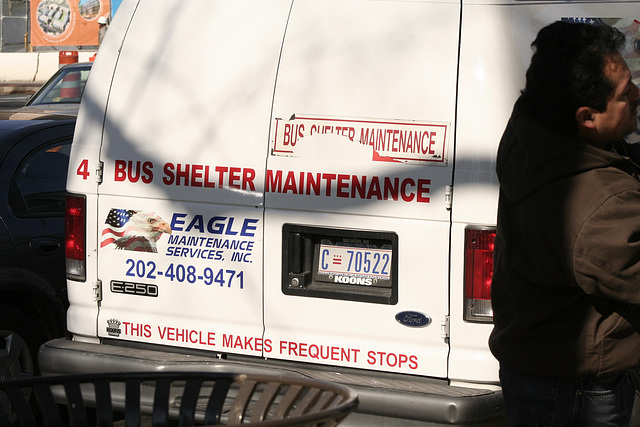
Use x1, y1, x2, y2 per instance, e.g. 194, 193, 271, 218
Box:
282, 224, 398, 304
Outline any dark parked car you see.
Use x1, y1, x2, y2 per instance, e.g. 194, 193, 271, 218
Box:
0, 120, 75, 381
0, 62, 92, 121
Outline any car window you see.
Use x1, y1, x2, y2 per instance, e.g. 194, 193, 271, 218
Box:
30, 68, 91, 105
9, 140, 72, 216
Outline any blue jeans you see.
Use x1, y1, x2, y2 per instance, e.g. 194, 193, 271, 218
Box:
499, 364, 635, 426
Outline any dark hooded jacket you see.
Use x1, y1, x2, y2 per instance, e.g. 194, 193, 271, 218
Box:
489, 98, 640, 378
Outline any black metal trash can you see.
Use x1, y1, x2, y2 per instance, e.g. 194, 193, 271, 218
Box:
0, 372, 358, 426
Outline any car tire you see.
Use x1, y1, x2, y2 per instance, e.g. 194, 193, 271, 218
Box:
0, 304, 42, 381
0, 305, 47, 424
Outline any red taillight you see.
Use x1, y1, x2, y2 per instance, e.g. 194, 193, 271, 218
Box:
463, 227, 496, 323
65, 194, 86, 281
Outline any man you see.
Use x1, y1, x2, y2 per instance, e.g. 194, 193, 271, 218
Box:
98, 16, 108, 46
490, 21, 640, 425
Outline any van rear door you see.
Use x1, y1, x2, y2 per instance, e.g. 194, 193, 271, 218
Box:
92, 1, 291, 353
264, 0, 460, 378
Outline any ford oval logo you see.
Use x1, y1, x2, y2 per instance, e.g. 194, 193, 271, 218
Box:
395, 311, 431, 328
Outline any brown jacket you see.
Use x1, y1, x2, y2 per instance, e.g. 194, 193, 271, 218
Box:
489, 99, 640, 378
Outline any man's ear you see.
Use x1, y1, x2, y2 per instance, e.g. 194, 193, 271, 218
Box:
576, 106, 597, 130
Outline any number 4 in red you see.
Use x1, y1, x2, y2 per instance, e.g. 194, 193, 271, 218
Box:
77, 159, 90, 180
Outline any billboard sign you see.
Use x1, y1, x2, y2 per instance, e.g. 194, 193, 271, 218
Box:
30, 0, 110, 46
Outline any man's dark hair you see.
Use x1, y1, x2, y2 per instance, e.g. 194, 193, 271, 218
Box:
521, 21, 626, 135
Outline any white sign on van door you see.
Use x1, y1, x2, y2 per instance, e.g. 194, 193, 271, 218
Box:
272, 115, 449, 166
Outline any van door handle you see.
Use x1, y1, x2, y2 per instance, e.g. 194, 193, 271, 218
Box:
29, 238, 61, 256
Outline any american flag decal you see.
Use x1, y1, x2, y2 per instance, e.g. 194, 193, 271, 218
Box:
100, 208, 172, 253
105, 208, 136, 228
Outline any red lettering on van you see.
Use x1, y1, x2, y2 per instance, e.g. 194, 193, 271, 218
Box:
366, 350, 418, 370
162, 162, 255, 191
417, 179, 430, 203
266, 169, 431, 203
283, 123, 304, 146
114, 160, 153, 184
157, 326, 215, 346
279, 340, 360, 363
222, 334, 272, 352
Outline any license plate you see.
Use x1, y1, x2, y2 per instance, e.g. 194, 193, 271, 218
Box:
317, 244, 392, 281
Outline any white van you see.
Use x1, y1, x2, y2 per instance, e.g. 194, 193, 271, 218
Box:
39, 0, 640, 425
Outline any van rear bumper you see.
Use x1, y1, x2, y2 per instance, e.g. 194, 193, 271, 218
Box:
39, 338, 506, 425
